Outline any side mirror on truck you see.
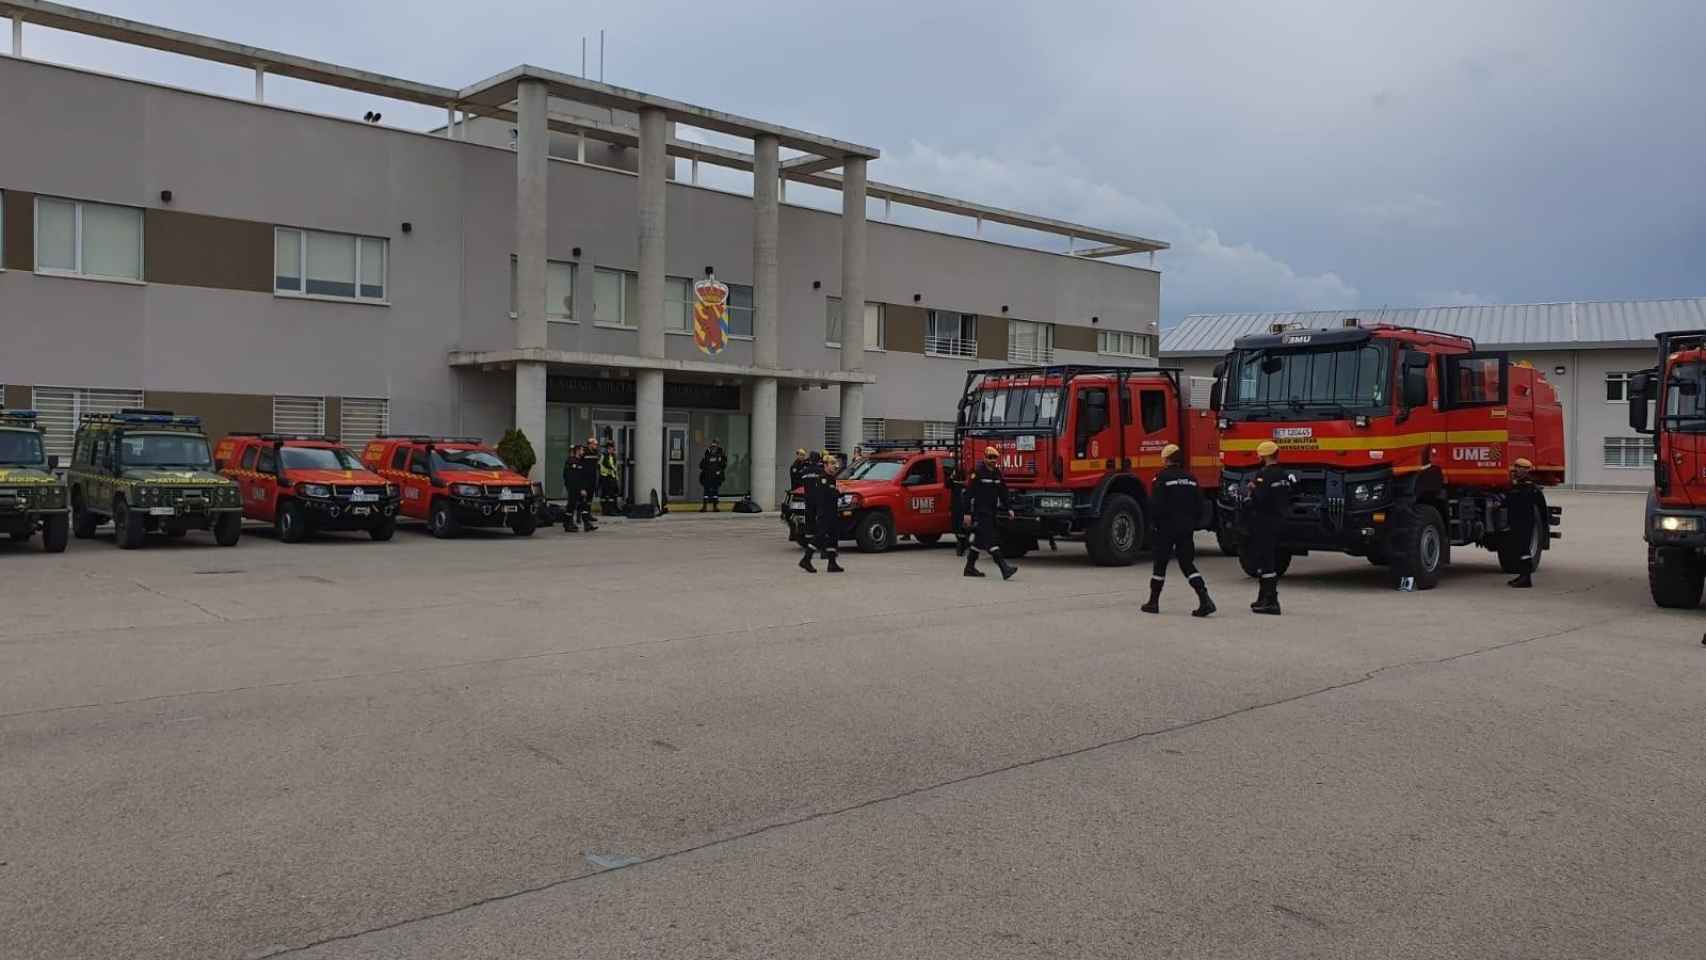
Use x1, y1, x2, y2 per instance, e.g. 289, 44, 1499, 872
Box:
1628, 373, 1651, 433
1401, 352, 1431, 409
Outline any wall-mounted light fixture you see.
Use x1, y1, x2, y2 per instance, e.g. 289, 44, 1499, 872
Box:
1091, 316, 1101, 324
812, 280, 821, 290
571, 246, 582, 259
1554, 366, 1567, 376
913, 293, 922, 303
1001, 305, 1009, 314
158, 190, 173, 204
400, 222, 413, 234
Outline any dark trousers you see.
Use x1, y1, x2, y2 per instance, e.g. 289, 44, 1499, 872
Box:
570, 488, 594, 524
970, 513, 999, 555
808, 504, 837, 555
600, 478, 620, 514
1247, 521, 1280, 579
1150, 528, 1201, 581
702, 482, 722, 504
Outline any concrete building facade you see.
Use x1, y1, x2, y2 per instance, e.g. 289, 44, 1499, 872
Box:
1161, 299, 1706, 490
0, 2, 1167, 507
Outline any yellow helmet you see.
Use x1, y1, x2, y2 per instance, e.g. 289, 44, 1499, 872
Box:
1160, 443, 1182, 461
984, 446, 1000, 457
1256, 440, 1280, 458
1513, 457, 1534, 469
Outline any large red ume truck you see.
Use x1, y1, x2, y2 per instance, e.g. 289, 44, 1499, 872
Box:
954, 364, 1220, 565
1211, 321, 1564, 589
1625, 330, 1706, 608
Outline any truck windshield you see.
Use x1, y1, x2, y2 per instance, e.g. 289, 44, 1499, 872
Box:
846, 459, 905, 482
431, 448, 509, 471
1663, 362, 1706, 432
281, 446, 365, 471
966, 386, 1062, 430
118, 433, 213, 469
1224, 343, 1391, 418
0, 430, 45, 466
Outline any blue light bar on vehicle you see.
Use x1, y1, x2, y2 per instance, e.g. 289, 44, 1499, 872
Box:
109, 412, 202, 426
0, 409, 41, 421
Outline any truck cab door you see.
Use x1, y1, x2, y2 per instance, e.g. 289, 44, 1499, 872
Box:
1069, 385, 1116, 479
401, 447, 433, 518
1440, 353, 1514, 473
251, 445, 280, 522
1137, 387, 1172, 471
899, 455, 948, 535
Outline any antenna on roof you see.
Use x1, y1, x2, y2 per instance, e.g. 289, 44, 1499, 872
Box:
600, 29, 605, 82
581, 37, 587, 78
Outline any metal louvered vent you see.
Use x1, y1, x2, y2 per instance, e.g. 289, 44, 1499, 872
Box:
272, 395, 326, 435
32, 386, 145, 458
339, 397, 389, 447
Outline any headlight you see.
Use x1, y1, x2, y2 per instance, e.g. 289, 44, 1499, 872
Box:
1657, 515, 1700, 533
1039, 495, 1074, 510
838, 493, 861, 509
1352, 482, 1386, 503
451, 483, 483, 497
302, 484, 332, 498
135, 487, 157, 504
385, 483, 398, 497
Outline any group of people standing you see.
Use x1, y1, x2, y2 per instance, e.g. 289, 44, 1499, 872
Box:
790, 448, 844, 573
560, 438, 621, 532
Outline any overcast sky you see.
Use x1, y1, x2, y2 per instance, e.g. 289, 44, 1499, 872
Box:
22, 0, 1706, 326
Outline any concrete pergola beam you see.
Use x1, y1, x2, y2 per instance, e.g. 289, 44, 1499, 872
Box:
778, 154, 843, 177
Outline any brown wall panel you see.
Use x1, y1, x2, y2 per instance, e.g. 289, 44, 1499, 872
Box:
2, 190, 32, 271
976, 315, 1009, 360
884, 304, 926, 354
143, 209, 273, 292
4, 384, 32, 409
324, 398, 342, 440
884, 418, 923, 440
1055, 323, 1098, 353
145, 391, 274, 448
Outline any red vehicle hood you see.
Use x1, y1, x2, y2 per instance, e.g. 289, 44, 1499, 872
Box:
437, 468, 530, 485
284, 467, 389, 485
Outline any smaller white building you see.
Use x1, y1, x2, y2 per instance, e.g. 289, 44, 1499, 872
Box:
1161, 298, 1706, 489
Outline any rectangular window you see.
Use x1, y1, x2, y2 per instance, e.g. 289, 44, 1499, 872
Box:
826, 299, 884, 349
925, 310, 978, 358
1098, 330, 1157, 359
1606, 372, 1633, 403
31, 386, 145, 459
1140, 389, 1168, 433
35, 197, 144, 281
340, 397, 390, 447
665, 276, 693, 333
1007, 319, 1055, 363
1603, 436, 1655, 468
273, 395, 326, 435
510, 258, 577, 321
594, 267, 639, 328
727, 283, 755, 337
275, 227, 386, 302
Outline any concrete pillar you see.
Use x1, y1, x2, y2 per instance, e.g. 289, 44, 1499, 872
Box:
514, 362, 548, 482
445, 102, 455, 137
634, 370, 665, 510
633, 107, 669, 512
11, 17, 22, 57
838, 156, 869, 454
255, 66, 266, 103
752, 134, 781, 370
751, 377, 778, 509
514, 79, 549, 352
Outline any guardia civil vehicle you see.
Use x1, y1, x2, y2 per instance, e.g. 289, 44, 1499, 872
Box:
68, 410, 243, 548
0, 408, 70, 552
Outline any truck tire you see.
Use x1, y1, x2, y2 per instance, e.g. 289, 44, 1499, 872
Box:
1497, 503, 1545, 574
854, 511, 895, 553
1647, 545, 1703, 609
369, 517, 397, 541
1085, 494, 1143, 566
72, 491, 98, 539
1238, 544, 1292, 579
214, 512, 243, 547
41, 514, 69, 553
276, 501, 308, 543
1215, 525, 1239, 557
914, 533, 943, 546
1388, 504, 1445, 590
428, 499, 460, 539
509, 512, 538, 537
114, 498, 146, 550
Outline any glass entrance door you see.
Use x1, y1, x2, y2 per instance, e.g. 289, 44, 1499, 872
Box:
594, 421, 637, 505
665, 426, 688, 500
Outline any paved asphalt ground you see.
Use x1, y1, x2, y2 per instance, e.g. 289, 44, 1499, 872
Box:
3, 491, 1703, 959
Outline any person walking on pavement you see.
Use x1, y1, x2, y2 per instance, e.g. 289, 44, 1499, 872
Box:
1244, 440, 1292, 615
598, 443, 621, 516
699, 440, 728, 512
787, 448, 810, 544
963, 446, 1017, 580
1141, 444, 1215, 617
576, 439, 601, 531
561, 444, 587, 532
1504, 457, 1549, 588
814, 454, 845, 573
950, 462, 970, 557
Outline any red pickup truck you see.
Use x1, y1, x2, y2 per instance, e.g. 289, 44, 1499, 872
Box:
785, 441, 958, 552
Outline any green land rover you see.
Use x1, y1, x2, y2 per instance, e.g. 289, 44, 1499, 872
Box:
68, 410, 243, 549
0, 408, 70, 553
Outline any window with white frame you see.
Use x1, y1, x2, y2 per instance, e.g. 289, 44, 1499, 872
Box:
665, 276, 693, 333
35, 197, 144, 281
1098, 330, 1157, 359
272, 395, 326, 435
275, 227, 386, 301
339, 397, 390, 447
1605, 371, 1635, 403
726, 283, 755, 337
1603, 436, 1655, 468
925, 310, 978, 358
509, 257, 576, 321
593, 267, 639, 328
1008, 319, 1055, 363
825, 298, 884, 349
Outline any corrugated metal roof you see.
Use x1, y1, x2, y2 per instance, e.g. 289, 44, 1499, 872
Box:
1161, 298, 1706, 356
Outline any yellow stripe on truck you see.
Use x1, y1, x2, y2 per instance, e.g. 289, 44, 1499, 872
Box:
1221, 430, 1509, 452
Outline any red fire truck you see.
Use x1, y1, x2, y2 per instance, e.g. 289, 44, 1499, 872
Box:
1212, 320, 1564, 589
953, 364, 1220, 565
1624, 330, 1706, 607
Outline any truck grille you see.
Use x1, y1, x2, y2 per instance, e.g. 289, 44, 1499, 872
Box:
484, 484, 531, 497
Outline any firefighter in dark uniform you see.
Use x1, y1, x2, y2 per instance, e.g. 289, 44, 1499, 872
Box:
787, 448, 810, 544
950, 463, 971, 557
798, 452, 844, 573
963, 446, 1017, 580
561, 444, 587, 532
576, 439, 601, 531
1505, 457, 1548, 588
699, 440, 728, 512
1244, 440, 1292, 615
1142, 443, 1216, 617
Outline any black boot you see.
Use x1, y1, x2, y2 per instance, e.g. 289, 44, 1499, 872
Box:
1252, 579, 1281, 616
993, 551, 1017, 581
563, 517, 578, 532
712, 500, 720, 512
699, 502, 707, 512
1141, 578, 1163, 614
799, 548, 816, 573
1190, 576, 1216, 618
826, 553, 844, 573
954, 536, 968, 558
963, 551, 986, 578
1508, 572, 1532, 588
582, 514, 597, 532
